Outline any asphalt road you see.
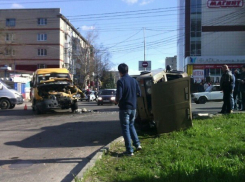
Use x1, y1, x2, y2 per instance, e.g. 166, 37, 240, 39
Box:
0, 100, 225, 182
0, 101, 121, 182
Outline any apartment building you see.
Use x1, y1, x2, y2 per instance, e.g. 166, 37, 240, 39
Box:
0, 8, 90, 77
177, 0, 245, 83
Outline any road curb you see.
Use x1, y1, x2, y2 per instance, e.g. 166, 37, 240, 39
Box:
75, 136, 124, 181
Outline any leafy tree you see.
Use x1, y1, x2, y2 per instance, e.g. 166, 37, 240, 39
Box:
100, 71, 116, 89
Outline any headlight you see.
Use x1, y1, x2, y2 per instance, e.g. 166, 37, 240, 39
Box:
145, 80, 152, 87
98, 97, 102, 100
147, 88, 152, 94
111, 97, 115, 100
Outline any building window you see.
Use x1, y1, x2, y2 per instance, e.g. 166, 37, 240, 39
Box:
6, 18, 16, 27
190, 0, 202, 56
191, 41, 201, 56
38, 49, 47, 56
5, 49, 15, 56
37, 64, 46, 68
5, 33, 15, 41
37, 33, 47, 41
37, 18, 47, 25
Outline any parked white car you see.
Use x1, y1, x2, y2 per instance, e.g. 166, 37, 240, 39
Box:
191, 85, 223, 104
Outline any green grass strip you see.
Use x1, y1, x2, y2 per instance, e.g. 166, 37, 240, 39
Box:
81, 114, 245, 182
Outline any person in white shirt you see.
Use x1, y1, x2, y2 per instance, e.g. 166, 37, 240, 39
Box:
204, 82, 209, 90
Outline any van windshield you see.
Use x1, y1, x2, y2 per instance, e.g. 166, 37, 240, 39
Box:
37, 73, 71, 84
0, 80, 12, 89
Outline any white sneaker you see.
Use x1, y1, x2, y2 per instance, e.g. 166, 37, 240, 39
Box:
136, 145, 142, 151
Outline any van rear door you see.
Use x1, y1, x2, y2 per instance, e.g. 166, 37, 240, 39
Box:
151, 77, 192, 134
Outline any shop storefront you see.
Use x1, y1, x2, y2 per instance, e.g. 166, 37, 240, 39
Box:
185, 56, 245, 83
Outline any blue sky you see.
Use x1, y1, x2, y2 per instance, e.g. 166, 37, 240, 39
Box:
1, 0, 178, 75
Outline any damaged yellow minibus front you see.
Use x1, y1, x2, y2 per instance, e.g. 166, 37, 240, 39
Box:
30, 68, 84, 114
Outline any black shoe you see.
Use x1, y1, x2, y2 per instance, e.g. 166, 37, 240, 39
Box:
218, 111, 225, 114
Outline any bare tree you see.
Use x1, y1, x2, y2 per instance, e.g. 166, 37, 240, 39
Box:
74, 30, 112, 89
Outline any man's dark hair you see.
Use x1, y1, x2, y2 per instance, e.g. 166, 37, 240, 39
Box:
118, 63, 128, 74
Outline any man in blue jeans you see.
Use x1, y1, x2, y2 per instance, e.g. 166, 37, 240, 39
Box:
115, 63, 142, 156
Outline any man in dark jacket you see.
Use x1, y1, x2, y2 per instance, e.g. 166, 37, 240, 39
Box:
239, 65, 245, 110
219, 65, 234, 114
233, 69, 241, 110
115, 63, 142, 156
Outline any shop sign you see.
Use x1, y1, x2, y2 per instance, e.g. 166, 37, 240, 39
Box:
193, 64, 243, 69
192, 70, 204, 83
187, 56, 245, 64
207, 0, 243, 8
13, 76, 29, 83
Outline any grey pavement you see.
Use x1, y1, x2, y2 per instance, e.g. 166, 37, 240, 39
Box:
0, 103, 121, 182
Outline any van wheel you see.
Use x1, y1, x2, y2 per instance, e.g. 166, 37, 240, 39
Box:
0, 99, 10, 110
33, 103, 42, 115
198, 97, 207, 104
32, 100, 36, 111
34, 105, 41, 114
71, 102, 78, 113
9, 104, 16, 109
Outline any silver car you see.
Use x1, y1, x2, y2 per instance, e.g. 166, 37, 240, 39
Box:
0, 80, 24, 109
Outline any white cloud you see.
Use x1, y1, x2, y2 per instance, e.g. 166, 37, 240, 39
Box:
140, 0, 154, 6
81, 25, 96, 31
122, 0, 138, 4
11, 3, 24, 9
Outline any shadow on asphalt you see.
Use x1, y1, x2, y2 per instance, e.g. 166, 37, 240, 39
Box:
0, 148, 104, 182
93, 108, 118, 112
4, 120, 121, 148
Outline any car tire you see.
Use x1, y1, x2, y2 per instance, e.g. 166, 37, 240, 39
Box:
0, 99, 10, 110
198, 97, 207, 104
71, 102, 78, 113
195, 101, 200, 104
9, 104, 16, 109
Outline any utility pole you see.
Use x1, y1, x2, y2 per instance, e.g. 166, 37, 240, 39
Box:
143, 27, 146, 71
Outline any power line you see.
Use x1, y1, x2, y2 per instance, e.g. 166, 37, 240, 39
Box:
0, 0, 96, 5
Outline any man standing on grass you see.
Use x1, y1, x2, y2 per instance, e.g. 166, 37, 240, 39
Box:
219, 65, 234, 114
115, 63, 142, 156
239, 65, 245, 110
